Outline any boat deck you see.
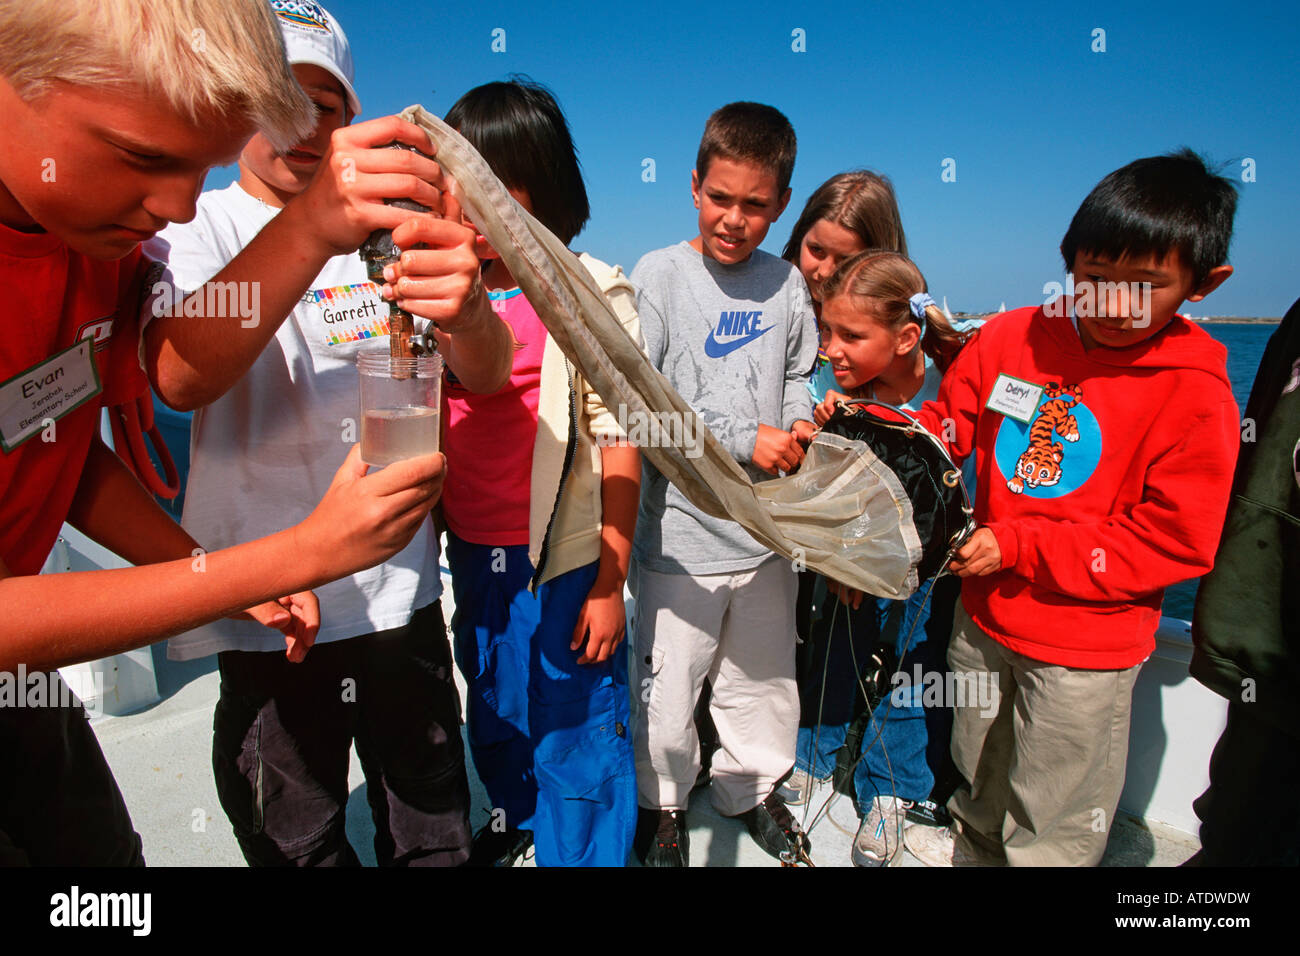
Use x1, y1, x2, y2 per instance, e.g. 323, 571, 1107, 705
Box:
91, 576, 1200, 868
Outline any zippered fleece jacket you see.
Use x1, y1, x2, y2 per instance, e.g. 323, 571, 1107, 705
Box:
630, 242, 817, 575
913, 306, 1239, 669
528, 253, 643, 586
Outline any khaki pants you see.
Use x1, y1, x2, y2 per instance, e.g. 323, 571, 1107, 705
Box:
946, 599, 1141, 866
632, 558, 798, 817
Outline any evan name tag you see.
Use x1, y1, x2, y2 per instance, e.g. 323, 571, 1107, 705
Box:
984, 373, 1044, 424
0, 341, 102, 452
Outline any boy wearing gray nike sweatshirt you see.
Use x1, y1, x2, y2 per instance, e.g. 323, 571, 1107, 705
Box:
628, 102, 817, 866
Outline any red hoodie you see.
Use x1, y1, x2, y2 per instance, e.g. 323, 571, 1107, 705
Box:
913, 306, 1239, 669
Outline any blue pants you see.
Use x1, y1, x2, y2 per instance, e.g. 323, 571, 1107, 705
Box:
446, 532, 636, 867
796, 576, 960, 809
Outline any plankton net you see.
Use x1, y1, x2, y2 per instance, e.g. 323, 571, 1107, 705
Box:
403, 105, 974, 597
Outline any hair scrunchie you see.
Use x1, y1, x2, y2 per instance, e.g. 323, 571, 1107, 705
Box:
908, 291, 935, 324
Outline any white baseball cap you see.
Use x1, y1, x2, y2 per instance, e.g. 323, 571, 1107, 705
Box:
271, 0, 362, 116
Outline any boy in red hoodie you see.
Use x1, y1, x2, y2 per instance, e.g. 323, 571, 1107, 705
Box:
901, 150, 1239, 866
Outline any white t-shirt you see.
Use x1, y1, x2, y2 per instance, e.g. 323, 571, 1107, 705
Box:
146, 182, 440, 660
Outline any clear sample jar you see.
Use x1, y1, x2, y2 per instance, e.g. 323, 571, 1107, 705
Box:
356, 345, 443, 466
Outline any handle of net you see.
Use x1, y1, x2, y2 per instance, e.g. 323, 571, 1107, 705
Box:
108, 394, 181, 499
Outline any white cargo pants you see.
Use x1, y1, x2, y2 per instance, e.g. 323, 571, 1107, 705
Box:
631, 557, 799, 817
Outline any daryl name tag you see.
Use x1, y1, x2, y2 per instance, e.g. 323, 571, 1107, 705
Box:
0, 340, 102, 452
984, 373, 1044, 424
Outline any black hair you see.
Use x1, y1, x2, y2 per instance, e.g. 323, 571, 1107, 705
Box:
445, 75, 590, 245
1060, 148, 1238, 288
696, 101, 797, 195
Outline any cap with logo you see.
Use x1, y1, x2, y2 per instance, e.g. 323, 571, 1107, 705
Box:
271, 0, 361, 116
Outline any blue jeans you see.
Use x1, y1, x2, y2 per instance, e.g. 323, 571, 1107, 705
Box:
795, 576, 961, 808
446, 532, 636, 867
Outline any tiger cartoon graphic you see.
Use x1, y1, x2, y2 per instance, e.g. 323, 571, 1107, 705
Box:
1007, 383, 1084, 494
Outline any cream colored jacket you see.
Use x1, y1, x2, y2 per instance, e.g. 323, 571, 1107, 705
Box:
528, 253, 643, 587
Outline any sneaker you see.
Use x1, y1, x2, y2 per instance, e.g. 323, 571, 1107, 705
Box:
634, 808, 689, 867
904, 798, 953, 829
902, 824, 986, 867
737, 792, 812, 863
776, 768, 813, 806
851, 796, 907, 867
467, 825, 534, 867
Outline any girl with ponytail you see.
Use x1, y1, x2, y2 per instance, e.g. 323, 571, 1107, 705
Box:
811, 250, 973, 413
790, 250, 979, 868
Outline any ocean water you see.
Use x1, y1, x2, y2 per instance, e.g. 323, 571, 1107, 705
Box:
1161, 322, 1277, 620
145, 324, 1275, 621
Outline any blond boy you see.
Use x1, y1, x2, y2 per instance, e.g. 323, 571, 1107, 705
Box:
0, 0, 503, 864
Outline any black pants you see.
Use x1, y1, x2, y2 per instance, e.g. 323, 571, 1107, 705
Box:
213, 601, 470, 866
1193, 701, 1300, 866
0, 677, 144, 866
795, 589, 882, 730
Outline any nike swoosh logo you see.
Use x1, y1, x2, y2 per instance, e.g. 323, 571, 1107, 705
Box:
704, 323, 774, 358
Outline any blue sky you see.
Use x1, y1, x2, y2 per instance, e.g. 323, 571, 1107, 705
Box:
213, 0, 1300, 317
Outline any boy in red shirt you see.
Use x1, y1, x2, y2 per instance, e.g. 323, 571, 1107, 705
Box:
901, 150, 1239, 866
0, 0, 503, 864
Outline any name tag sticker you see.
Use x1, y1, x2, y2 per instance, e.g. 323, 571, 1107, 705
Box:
985, 373, 1044, 424
306, 282, 390, 346
0, 341, 102, 452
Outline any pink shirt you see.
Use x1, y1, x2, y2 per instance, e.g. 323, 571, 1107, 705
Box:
442, 288, 546, 545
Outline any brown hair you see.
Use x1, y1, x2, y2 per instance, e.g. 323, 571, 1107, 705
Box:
695, 101, 797, 193
782, 170, 907, 262
821, 251, 971, 372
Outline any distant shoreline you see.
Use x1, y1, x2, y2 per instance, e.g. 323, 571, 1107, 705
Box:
952, 313, 1280, 325
1183, 317, 1281, 325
